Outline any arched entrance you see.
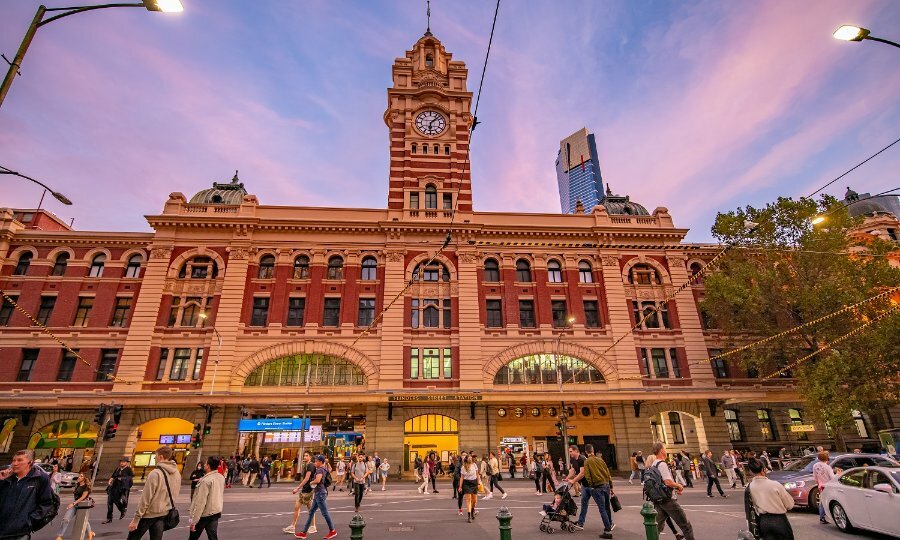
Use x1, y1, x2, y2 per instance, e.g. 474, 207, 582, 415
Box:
642, 402, 710, 453
403, 414, 458, 474
28, 419, 98, 471
130, 418, 195, 480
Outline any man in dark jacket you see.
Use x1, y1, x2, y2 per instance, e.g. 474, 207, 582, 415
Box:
701, 450, 726, 498
105, 457, 135, 523
0, 449, 57, 539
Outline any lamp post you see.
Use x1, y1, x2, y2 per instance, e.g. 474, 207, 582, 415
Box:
198, 313, 221, 396
0, 165, 72, 205
0, 0, 183, 109
555, 315, 576, 473
832, 25, 900, 49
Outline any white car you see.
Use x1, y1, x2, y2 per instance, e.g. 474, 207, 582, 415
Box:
820, 465, 900, 537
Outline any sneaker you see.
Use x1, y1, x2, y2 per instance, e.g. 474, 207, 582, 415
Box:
484, 493, 493, 500
323, 531, 337, 540
536, 491, 542, 495
294, 534, 307, 539
721, 494, 728, 498
382, 487, 385, 491
501, 492, 508, 500
820, 518, 828, 524
418, 487, 423, 493
707, 494, 714, 498
539, 511, 547, 517
434, 490, 439, 494
308, 526, 317, 534
459, 510, 464, 516
283, 526, 295, 534
675, 534, 685, 540
571, 523, 584, 531
609, 523, 617, 531
600, 534, 613, 540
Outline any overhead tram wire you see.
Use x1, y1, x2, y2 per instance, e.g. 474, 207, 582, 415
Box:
346, 0, 502, 352
807, 136, 900, 198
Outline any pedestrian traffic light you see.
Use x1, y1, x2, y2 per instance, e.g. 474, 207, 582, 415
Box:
94, 404, 107, 426
192, 423, 202, 448
111, 404, 124, 424
102, 419, 118, 441
203, 425, 211, 435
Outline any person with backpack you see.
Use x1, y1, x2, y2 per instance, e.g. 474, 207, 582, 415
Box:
240, 457, 250, 486
635, 450, 647, 483
350, 452, 370, 512
701, 450, 727, 498
413, 455, 423, 483
373, 453, 381, 483
484, 451, 506, 500
0, 449, 59, 540
745, 458, 794, 539
645, 442, 694, 540
285, 452, 318, 535
294, 455, 337, 539
127, 445, 182, 540
571, 444, 615, 538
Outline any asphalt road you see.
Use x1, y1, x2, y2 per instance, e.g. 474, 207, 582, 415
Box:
36, 477, 894, 540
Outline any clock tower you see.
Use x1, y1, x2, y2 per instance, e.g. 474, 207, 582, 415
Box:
384, 31, 473, 213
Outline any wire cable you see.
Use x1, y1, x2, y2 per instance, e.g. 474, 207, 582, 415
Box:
808, 136, 900, 197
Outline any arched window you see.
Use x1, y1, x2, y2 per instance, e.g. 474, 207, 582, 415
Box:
405, 414, 458, 434
178, 256, 218, 279
88, 254, 106, 278
515, 259, 532, 282
125, 254, 143, 278
13, 252, 32, 276
210, 194, 223, 203
425, 54, 434, 68
547, 260, 562, 283
578, 260, 593, 283
689, 262, 703, 284
258, 254, 275, 279
493, 354, 604, 386
327, 256, 344, 280
51, 252, 69, 277
293, 255, 310, 279
668, 412, 685, 444
412, 261, 450, 282
483, 259, 499, 282
361, 256, 377, 280
424, 185, 437, 209
244, 353, 367, 387
411, 143, 417, 154
629, 263, 660, 285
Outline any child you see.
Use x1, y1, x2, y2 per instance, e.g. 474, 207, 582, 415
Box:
540, 493, 564, 516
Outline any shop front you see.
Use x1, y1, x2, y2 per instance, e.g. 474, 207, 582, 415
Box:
27, 419, 97, 472
131, 417, 196, 479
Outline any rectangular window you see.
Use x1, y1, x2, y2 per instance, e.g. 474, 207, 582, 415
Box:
358, 298, 375, 327
583, 300, 600, 328
651, 348, 668, 378
410, 348, 419, 379
422, 299, 440, 328
167, 297, 180, 327
411, 299, 419, 328
181, 297, 202, 327
711, 358, 727, 378
110, 297, 131, 327
250, 297, 269, 326
443, 299, 451, 329
788, 408, 807, 441
700, 308, 715, 330
632, 301, 641, 327
409, 192, 419, 209
852, 410, 868, 438
659, 302, 670, 328
169, 348, 192, 380
485, 299, 503, 328
156, 349, 169, 381
639, 349, 651, 375
443, 193, 452, 209
72, 297, 93, 327
323, 298, 341, 327
286, 297, 306, 326
668, 412, 685, 444
725, 409, 743, 442
97, 349, 118, 381
423, 348, 440, 379
0, 296, 17, 326
17, 349, 38, 382
36, 296, 56, 326
757, 409, 777, 441
551, 300, 568, 327
192, 348, 204, 380
518, 300, 535, 328
443, 348, 452, 379
57, 350, 77, 381
670, 348, 682, 378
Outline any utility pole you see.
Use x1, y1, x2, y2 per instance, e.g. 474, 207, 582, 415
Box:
90, 403, 110, 487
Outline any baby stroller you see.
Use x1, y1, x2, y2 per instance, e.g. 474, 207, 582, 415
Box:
539, 482, 579, 534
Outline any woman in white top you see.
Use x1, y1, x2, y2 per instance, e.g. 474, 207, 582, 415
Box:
334, 458, 346, 492
380, 458, 390, 490
418, 456, 431, 494
50, 463, 63, 495
746, 458, 794, 540
458, 454, 482, 523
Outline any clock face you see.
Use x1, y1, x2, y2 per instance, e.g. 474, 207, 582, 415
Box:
415, 111, 446, 136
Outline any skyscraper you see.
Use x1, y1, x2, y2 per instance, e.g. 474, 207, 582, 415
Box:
556, 127, 604, 213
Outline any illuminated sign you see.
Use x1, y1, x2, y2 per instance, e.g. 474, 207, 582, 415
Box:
264, 425, 323, 443
790, 424, 815, 433
238, 418, 312, 432
387, 394, 483, 402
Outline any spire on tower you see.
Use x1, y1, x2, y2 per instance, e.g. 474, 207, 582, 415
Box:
424, 0, 432, 36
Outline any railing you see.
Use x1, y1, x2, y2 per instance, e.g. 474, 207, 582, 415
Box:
183, 204, 239, 214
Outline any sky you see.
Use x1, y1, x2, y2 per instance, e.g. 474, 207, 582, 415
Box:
1, 0, 899, 242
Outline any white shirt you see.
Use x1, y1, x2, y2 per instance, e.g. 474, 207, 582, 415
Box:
749, 476, 795, 515
649, 457, 677, 499
462, 463, 479, 481
812, 461, 835, 489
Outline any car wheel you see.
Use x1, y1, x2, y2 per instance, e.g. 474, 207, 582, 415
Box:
808, 487, 820, 513
830, 502, 853, 532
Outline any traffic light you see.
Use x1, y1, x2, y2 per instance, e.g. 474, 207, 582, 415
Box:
192, 423, 202, 448
111, 405, 124, 424
203, 406, 212, 435
203, 425, 211, 436
555, 422, 563, 438
94, 404, 107, 426
102, 419, 118, 441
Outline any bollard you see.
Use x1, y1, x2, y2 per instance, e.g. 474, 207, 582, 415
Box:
72, 507, 91, 540
349, 513, 366, 540
641, 502, 659, 540
496, 506, 513, 540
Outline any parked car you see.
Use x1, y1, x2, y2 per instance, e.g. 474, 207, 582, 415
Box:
36, 462, 79, 488
766, 453, 898, 510
820, 466, 900, 536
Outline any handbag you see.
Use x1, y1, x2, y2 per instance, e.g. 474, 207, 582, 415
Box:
75, 496, 95, 509
477, 482, 485, 493
160, 470, 180, 531
610, 493, 621, 513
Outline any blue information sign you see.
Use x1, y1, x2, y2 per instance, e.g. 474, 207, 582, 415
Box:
238, 418, 311, 432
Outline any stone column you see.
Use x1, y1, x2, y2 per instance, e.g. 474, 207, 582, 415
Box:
666, 253, 715, 385
599, 253, 641, 387
377, 249, 406, 387
456, 250, 484, 390
213, 244, 250, 393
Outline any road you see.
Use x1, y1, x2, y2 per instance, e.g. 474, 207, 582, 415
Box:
36, 476, 893, 539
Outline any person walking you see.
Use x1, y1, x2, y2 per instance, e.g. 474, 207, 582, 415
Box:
746, 458, 795, 539
427, 453, 439, 494
628, 452, 640, 485
413, 455, 423, 483
285, 452, 317, 535
680, 452, 693, 488
418, 454, 431, 495
127, 446, 182, 540
364, 455, 375, 493
722, 450, 737, 489
239, 457, 250, 486
811, 451, 835, 524
646, 442, 694, 540
541, 453, 556, 493
226, 456, 237, 488
531, 453, 543, 494
379, 458, 390, 491
372, 453, 381, 484
571, 444, 614, 538
188, 456, 225, 540
350, 453, 369, 512
508, 452, 517, 479
674, 455, 687, 486
257, 456, 271, 488
0, 449, 58, 540
701, 450, 727, 498
103, 457, 134, 523
271, 458, 281, 483
56, 472, 95, 540
189, 462, 205, 500
635, 450, 646, 483
49, 463, 64, 495
294, 455, 337, 540
458, 454, 482, 523
732, 450, 746, 487
484, 451, 507, 500
334, 458, 346, 492
247, 456, 260, 488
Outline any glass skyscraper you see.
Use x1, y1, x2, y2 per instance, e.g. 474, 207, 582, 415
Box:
556, 127, 604, 214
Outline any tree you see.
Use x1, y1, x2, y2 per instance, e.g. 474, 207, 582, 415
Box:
702, 196, 900, 446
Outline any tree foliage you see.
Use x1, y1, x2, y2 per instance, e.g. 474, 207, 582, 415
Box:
703, 196, 900, 435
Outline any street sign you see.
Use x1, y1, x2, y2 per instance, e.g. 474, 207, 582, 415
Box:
790, 424, 815, 433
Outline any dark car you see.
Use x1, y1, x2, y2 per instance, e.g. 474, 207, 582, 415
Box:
767, 453, 898, 510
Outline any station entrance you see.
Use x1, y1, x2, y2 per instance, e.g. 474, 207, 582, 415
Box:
403, 414, 458, 473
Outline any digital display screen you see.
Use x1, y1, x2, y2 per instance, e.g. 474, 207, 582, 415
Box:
238, 418, 311, 432
175, 434, 192, 444
158, 435, 175, 444
263, 425, 322, 443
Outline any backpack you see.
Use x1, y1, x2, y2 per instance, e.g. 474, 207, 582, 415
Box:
32, 472, 61, 532
322, 469, 333, 489
643, 461, 673, 504
744, 482, 762, 539
485, 460, 494, 476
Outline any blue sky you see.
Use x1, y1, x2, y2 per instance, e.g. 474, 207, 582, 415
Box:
1, 0, 899, 241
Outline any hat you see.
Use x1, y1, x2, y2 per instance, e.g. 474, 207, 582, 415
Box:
120, 457, 130, 462
315, 455, 327, 463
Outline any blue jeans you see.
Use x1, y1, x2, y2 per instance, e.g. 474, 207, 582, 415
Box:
818, 497, 826, 520
577, 484, 613, 531
303, 490, 334, 533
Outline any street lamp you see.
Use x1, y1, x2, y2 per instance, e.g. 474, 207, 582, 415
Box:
198, 313, 221, 396
811, 187, 900, 226
832, 25, 900, 49
554, 315, 576, 472
0, 165, 72, 205
0, 1, 184, 109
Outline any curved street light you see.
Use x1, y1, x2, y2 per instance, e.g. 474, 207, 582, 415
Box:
0, 165, 72, 205
833, 25, 900, 49
0, 1, 183, 109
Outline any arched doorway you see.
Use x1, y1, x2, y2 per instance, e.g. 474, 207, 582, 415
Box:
647, 410, 708, 453
28, 419, 97, 472
403, 414, 458, 474
130, 418, 195, 480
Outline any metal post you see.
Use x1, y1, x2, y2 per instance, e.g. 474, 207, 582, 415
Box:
349, 514, 366, 540
89, 405, 110, 487
496, 506, 513, 540
72, 507, 91, 540
641, 502, 659, 540
0, 5, 45, 109
208, 326, 222, 395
